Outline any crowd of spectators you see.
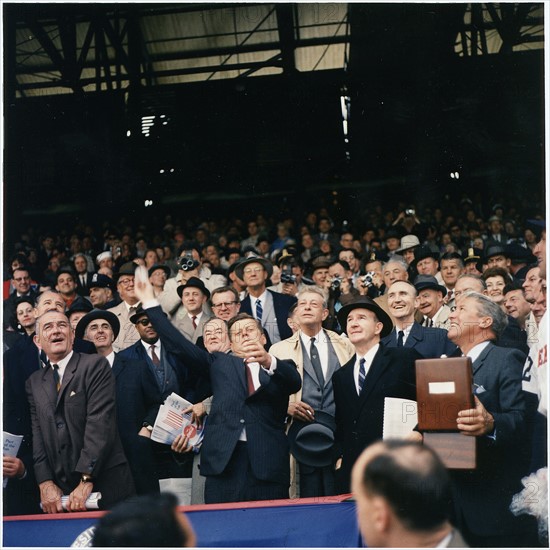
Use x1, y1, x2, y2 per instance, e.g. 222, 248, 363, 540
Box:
2, 195, 547, 548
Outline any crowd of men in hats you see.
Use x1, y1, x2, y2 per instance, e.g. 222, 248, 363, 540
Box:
2, 201, 547, 547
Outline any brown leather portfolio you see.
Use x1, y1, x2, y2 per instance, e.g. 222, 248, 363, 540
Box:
423, 432, 477, 469
416, 357, 474, 431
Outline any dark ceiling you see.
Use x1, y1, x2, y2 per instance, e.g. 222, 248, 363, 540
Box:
3, 3, 545, 237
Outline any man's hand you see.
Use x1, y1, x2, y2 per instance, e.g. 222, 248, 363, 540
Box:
39, 480, 63, 514
184, 403, 206, 427
406, 431, 424, 443
334, 457, 343, 471
457, 396, 495, 436
138, 426, 152, 438
3, 456, 25, 479
67, 480, 93, 512
242, 341, 271, 369
282, 282, 298, 296
340, 277, 352, 295
133, 266, 156, 303
171, 434, 193, 454
288, 400, 315, 422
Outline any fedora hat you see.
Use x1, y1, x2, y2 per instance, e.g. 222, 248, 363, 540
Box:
288, 410, 336, 467
336, 296, 393, 338
148, 264, 171, 278
234, 254, 273, 280
395, 234, 421, 254
411, 245, 439, 267
75, 309, 120, 340
413, 275, 447, 297
115, 261, 137, 281
176, 276, 210, 300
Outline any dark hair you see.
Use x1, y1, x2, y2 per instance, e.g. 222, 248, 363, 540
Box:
440, 252, 464, 266
330, 259, 351, 272
227, 313, 262, 338
11, 296, 36, 332
92, 493, 191, 547
210, 285, 239, 305
503, 281, 524, 295
481, 266, 509, 282
361, 440, 451, 531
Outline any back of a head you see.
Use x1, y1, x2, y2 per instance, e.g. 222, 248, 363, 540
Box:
362, 440, 451, 532
92, 493, 193, 547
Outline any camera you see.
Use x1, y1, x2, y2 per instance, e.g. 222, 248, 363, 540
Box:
179, 251, 200, 272
330, 276, 343, 292
281, 266, 297, 285
405, 209, 415, 216
361, 271, 375, 287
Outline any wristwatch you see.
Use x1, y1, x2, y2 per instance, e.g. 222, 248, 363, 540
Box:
142, 422, 154, 432
80, 474, 93, 484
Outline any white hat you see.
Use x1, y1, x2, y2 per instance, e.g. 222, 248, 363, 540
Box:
395, 235, 421, 253
96, 251, 113, 265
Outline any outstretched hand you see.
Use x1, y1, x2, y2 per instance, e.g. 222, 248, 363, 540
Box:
134, 265, 156, 303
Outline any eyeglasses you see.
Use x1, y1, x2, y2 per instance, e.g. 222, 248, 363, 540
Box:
118, 278, 134, 287
212, 301, 238, 309
136, 318, 152, 327
13, 276, 30, 282
243, 267, 264, 274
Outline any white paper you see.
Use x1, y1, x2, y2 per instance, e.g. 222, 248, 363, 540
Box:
40, 492, 102, 511
151, 392, 204, 448
428, 381, 456, 394
383, 398, 418, 439
3, 432, 24, 488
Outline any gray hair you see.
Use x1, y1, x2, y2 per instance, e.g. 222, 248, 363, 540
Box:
383, 256, 408, 273
456, 273, 486, 291
297, 286, 328, 308
462, 290, 508, 339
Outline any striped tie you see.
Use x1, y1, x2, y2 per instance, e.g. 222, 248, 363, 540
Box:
358, 358, 366, 395
397, 330, 404, 347
52, 364, 61, 392
256, 299, 263, 323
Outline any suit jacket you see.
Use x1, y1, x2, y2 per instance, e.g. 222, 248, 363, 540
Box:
332, 344, 419, 492
172, 312, 212, 344
382, 322, 458, 358
144, 304, 301, 485
108, 301, 140, 352
75, 272, 94, 297
25, 353, 135, 508
449, 343, 534, 537
112, 353, 163, 495
3, 335, 96, 514
240, 290, 296, 343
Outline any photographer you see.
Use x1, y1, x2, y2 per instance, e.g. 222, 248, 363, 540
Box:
158, 244, 226, 319
356, 252, 386, 299
269, 253, 307, 297
322, 260, 359, 334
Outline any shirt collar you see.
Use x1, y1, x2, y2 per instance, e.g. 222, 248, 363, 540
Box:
466, 340, 491, 363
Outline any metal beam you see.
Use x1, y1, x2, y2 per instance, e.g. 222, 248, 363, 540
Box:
275, 4, 296, 74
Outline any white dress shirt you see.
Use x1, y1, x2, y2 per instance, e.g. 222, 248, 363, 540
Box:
353, 344, 380, 394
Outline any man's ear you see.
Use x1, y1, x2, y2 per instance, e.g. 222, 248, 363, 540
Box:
372, 496, 392, 534
321, 308, 329, 322
33, 334, 42, 350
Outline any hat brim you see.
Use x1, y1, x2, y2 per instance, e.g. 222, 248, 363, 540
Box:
75, 310, 120, 341
288, 412, 336, 468
337, 299, 393, 338
414, 283, 448, 297
411, 252, 440, 268
148, 265, 171, 278
235, 257, 273, 280
176, 282, 211, 300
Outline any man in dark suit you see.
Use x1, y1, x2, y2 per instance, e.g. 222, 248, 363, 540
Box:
25, 309, 135, 513
132, 268, 301, 504
237, 254, 296, 344
3, 266, 39, 331
75, 309, 163, 496
445, 291, 537, 547
382, 280, 458, 358
3, 290, 95, 516
332, 297, 418, 493
73, 253, 94, 297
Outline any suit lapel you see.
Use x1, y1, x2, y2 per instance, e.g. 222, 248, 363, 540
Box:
472, 342, 493, 376
40, 363, 58, 405
405, 322, 422, 349
56, 353, 79, 408
359, 346, 390, 403
112, 354, 125, 378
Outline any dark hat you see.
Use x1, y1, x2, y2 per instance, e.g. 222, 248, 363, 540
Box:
228, 258, 245, 276
67, 298, 94, 316
129, 304, 150, 324
89, 272, 115, 290
224, 248, 241, 262
385, 228, 403, 240
412, 245, 439, 266
115, 261, 137, 280
310, 256, 332, 271
505, 243, 537, 265
463, 247, 483, 264
485, 244, 508, 260
75, 309, 120, 340
288, 410, 336, 467
176, 276, 211, 299
234, 254, 273, 280
365, 249, 387, 263
413, 275, 447, 297
147, 264, 171, 278
336, 296, 393, 338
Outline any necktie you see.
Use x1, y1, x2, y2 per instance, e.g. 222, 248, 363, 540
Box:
150, 344, 160, 367
192, 316, 197, 330
447, 290, 454, 303
358, 358, 366, 394
245, 363, 255, 395
129, 306, 137, 317
81, 274, 86, 286
397, 330, 404, 347
309, 337, 325, 387
52, 364, 61, 392
256, 299, 263, 323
